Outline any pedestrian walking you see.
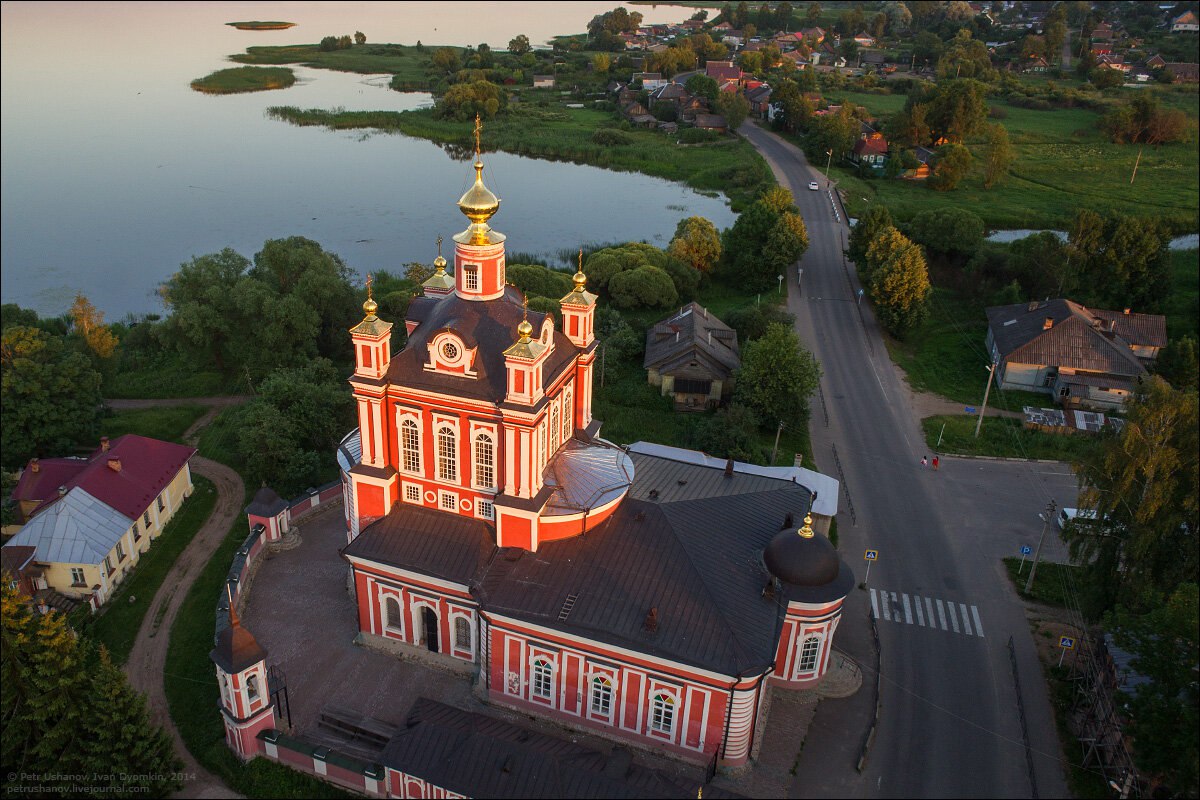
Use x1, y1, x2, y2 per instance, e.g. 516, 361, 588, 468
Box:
932, 456, 939, 471
920, 456, 928, 468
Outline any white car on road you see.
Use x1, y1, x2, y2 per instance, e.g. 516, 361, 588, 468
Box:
808, 181, 820, 191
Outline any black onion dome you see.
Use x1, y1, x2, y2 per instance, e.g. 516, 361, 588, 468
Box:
764, 526, 841, 587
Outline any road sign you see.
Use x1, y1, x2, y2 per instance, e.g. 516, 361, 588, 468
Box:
864, 549, 878, 561
965, 406, 977, 414
1020, 545, 1032, 555
1059, 636, 1075, 650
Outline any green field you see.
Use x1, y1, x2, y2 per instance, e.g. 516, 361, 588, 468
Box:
190, 66, 296, 94
99, 405, 209, 444
923, 414, 1101, 461
831, 97, 1199, 233
1166, 248, 1200, 341
232, 42, 446, 88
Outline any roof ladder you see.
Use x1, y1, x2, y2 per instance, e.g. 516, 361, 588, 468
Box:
558, 593, 579, 621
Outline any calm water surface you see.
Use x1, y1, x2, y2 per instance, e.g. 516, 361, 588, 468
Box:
0, 2, 730, 318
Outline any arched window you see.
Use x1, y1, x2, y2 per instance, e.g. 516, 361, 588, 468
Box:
539, 422, 547, 468
549, 405, 560, 454
532, 659, 553, 700
798, 635, 821, 673
473, 432, 495, 490
247, 674, 260, 702
650, 692, 675, 734
563, 389, 573, 439
219, 673, 231, 707
401, 419, 421, 473
437, 426, 457, 482
454, 616, 472, 652
385, 596, 402, 633
590, 676, 613, 717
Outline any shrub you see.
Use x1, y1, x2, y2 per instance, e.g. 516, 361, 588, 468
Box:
608, 266, 678, 309
591, 128, 632, 146
678, 127, 719, 144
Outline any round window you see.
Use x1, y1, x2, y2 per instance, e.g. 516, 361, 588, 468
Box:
441, 342, 459, 361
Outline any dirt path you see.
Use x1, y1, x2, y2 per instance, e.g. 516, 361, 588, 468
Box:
116, 397, 249, 798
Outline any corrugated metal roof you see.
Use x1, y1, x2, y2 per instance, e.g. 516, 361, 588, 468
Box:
7, 488, 133, 566
342, 503, 494, 586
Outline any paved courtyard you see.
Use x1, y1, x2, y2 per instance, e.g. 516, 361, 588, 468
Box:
241, 502, 858, 798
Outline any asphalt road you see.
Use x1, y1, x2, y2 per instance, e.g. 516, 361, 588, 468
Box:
740, 121, 1073, 798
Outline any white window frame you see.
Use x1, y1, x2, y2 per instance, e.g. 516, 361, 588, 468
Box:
464, 266, 480, 291
797, 634, 822, 675
476, 499, 495, 520
115, 540, 126, 562
531, 658, 554, 701
549, 403, 560, 454
247, 674, 261, 702
453, 615, 473, 655
399, 416, 422, 475
143, 510, 152, 527
473, 430, 496, 491
590, 675, 614, 718
563, 387, 573, 439
70, 567, 86, 586
383, 594, 404, 635
439, 490, 459, 512
436, 423, 458, 483
403, 482, 422, 504
650, 691, 676, 735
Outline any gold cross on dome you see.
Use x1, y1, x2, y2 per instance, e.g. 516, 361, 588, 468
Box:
578, 248, 583, 270
365, 273, 373, 300
436, 235, 443, 257
522, 294, 528, 321
473, 114, 483, 157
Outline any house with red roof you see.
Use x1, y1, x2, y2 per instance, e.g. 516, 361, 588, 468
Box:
705, 59, 743, 84
4, 434, 196, 610
850, 123, 889, 171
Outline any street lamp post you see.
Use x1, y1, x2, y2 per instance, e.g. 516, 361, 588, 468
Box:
824, 149, 833, 187
974, 361, 998, 438
777, 274, 784, 294
1025, 500, 1057, 595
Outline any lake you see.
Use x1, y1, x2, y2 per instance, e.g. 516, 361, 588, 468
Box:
0, 2, 732, 319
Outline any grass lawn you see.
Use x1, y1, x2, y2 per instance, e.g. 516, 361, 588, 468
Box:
924, 415, 1101, 461
1002, 556, 1083, 607
826, 90, 908, 118
231, 42, 454, 88
267, 100, 773, 210
99, 405, 209, 444
830, 98, 1199, 233
105, 356, 236, 399
74, 475, 217, 665
191, 66, 296, 94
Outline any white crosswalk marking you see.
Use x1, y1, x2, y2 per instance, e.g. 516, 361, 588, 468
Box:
869, 589, 985, 639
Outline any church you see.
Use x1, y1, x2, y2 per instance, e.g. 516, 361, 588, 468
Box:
322, 122, 856, 773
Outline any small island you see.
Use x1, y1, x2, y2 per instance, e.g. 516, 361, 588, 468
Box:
226, 21, 296, 31
190, 66, 296, 94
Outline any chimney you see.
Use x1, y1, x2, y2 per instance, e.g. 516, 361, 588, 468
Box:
1123, 307, 1131, 315
30, 458, 39, 474
708, 331, 712, 346
783, 512, 794, 529
724, 457, 734, 478
107, 457, 122, 473
703, 306, 708, 318
675, 330, 680, 343
100, 436, 110, 452
643, 607, 658, 633
1027, 301, 1039, 312
57, 485, 67, 497
1043, 317, 1054, 330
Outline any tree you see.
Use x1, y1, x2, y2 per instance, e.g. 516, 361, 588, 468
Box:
733, 322, 822, 427
685, 74, 719, 103
435, 80, 506, 120
592, 53, 611, 73
1090, 65, 1124, 89
721, 188, 809, 292
431, 47, 461, 74
805, 3, 822, 26
354, 31, 366, 45
586, 243, 697, 301
714, 90, 750, 131
907, 207, 984, 258
922, 79, 989, 143
508, 34, 531, 55
1098, 215, 1172, 311
846, 204, 894, 266
1065, 377, 1199, 617
608, 265, 678, 309
884, 1, 912, 34
69, 293, 118, 359
928, 142, 973, 191
864, 227, 931, 337
1, 582, 182, 796
1105, 584, 1199, 796
691, 403, 763, 463
1009, 231, 1074, 299
668, 217, 722, 274
1155, 336, 1199, 392
725, 303, 796, 343
981, 122, 1014, 188
1, 326, 103, 469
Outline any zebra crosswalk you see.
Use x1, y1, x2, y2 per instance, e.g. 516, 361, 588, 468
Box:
869, 588, 985, 638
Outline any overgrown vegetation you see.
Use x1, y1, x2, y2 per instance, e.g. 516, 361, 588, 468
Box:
190, 66, 296, 94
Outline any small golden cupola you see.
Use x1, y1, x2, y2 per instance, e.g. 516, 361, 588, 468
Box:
503, 297, 546, 361
422, 235, 455, 297
350, 274, 393, 383
560, 248, 598, 349
455, 115, 503, 247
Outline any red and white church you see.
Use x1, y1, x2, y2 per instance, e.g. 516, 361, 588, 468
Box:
211, 128, 855, 782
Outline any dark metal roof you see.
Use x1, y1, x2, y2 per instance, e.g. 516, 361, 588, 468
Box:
643, 303, 740, 378
342, 504, 495, 587
392, 286, 579, 404
380, 698, 741, 799
986, 300, 1157, 376
245, 485, 288, 517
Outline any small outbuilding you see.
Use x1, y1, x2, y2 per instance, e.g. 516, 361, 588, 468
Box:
644, 303, 740, 410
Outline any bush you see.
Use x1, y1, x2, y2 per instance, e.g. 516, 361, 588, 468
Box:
608, 265, 678, 309
507, 263, 574, 299
591, 128, 632, 146
678, 127, 719, 144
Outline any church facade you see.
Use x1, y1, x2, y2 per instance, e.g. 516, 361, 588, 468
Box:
335, 125, 854, 771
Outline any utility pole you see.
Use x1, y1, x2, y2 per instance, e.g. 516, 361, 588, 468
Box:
770, 420, 784, 464
824, 149, 833, 187
974, 361, 997, 438
1025, 500, 1057, 595
1130, 147, 1143, 184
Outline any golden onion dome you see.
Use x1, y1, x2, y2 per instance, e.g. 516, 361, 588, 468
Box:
363, 296, 378, 318
516, 317, 533, 342
433, 254, 447, 271
573, 269, 588, 290
798, 514, 815, 539
457, 159, 500, 225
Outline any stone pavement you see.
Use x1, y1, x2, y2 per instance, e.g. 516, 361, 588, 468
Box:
240, 504, 863, 798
